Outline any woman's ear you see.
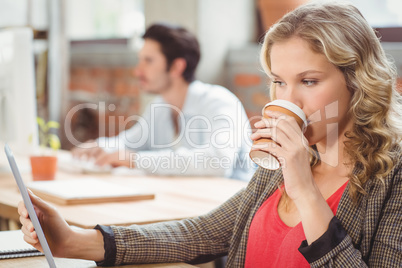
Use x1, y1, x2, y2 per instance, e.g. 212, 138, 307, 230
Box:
169, 58, 187, 78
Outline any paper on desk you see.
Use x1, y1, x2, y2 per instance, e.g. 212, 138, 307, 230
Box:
111, 166, 146, 176
0, 230, 38, 252
26, 178, 155, 205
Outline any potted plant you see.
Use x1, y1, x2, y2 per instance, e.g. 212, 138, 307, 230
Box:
29, 117, 61, 181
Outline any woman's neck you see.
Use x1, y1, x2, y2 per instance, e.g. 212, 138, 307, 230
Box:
315, 116, 353, 171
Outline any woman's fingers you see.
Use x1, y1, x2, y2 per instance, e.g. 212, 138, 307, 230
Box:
19, 211, 40, 247
28, 190, 55, 215
250, 127, 271, 141
252, 126, 298, 150
252, 112, 303, 149
17, 201, 28, 218
257, 110, 302, 133
21, 227, 39, 244
19, 215, 34, 232
18, 200, 37, 244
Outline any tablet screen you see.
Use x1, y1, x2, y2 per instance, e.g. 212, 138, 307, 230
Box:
4, 144, 57, 268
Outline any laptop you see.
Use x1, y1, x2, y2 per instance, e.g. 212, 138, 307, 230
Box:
4, 144, 57, 268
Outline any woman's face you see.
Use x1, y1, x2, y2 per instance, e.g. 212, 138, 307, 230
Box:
269, 36, 353, 147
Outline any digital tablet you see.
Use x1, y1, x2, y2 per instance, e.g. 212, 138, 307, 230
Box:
4, 144, 57, 268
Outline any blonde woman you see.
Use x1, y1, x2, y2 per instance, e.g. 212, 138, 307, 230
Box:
19, 2, 402, 267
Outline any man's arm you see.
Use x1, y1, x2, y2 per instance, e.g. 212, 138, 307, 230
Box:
70, 99, 157, 167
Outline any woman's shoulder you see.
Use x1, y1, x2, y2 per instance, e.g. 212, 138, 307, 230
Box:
392, 150, 402, 179
378, 147, 402, 189
390, 144, 402, 175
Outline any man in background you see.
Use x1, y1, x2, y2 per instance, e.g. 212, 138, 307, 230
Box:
72, 23, 255, 181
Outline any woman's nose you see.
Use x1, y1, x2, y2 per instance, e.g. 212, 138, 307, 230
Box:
281, 86, 303, 108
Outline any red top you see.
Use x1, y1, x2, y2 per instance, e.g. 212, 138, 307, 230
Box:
245, 182, 348, 267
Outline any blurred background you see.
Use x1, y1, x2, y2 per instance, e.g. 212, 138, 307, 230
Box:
0, 0, 401, 150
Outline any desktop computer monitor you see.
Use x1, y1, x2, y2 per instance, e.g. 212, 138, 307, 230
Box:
0, 27, 38, 172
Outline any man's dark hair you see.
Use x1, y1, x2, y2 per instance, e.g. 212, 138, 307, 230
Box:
143, 23, 200, 83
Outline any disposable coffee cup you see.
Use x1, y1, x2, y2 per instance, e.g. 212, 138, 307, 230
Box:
250, 99, 307, 170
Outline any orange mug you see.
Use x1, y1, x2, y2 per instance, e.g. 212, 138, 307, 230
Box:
250, 100, 307, 170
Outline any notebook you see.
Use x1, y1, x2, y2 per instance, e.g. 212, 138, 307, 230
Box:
0, 230, 44, 259
4, 144, 57, 267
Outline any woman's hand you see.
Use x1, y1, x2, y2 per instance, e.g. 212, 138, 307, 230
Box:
251, 110, 336, 244
250, 110, 316, 202
18, 191, 105, 261
18, 190, 75, 257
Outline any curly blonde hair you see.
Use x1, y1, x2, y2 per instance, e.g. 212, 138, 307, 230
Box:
260, 1, 402, 199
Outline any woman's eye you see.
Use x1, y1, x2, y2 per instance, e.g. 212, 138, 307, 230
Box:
303, 80, 317, 86
272, 81, 285, 86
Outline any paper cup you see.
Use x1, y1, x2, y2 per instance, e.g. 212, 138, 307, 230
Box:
250, 100, 307, 170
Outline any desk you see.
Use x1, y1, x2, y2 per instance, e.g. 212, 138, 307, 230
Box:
0, 257, 195, 267
0, 165, 246, 229
0, 229, 198, 268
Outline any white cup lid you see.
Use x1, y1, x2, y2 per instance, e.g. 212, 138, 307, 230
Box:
264, 99, 307, 127
250, 150, 280, 170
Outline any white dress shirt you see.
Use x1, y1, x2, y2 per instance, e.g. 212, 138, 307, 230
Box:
98, 81, 256, 181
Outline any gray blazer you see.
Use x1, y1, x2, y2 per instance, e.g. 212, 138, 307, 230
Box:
96, 154, 402, 267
